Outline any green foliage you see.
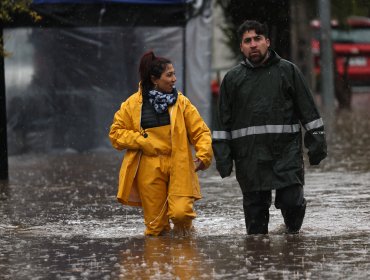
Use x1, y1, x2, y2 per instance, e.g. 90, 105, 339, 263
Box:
332, 0, 369, 25
0, 0, 41, 23
214, 0, 241, 59
1, 0, 41, 57
216, 0, 370, 58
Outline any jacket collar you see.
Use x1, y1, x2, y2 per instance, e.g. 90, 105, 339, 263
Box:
136, 83, 143, 103
133, 83, 182, 131
241, 49, 281, 69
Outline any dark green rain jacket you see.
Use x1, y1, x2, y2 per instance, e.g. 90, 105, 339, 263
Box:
212, 50, 327, 192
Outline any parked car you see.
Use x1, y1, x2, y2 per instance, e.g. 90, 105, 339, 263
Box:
311, 16, 370, 85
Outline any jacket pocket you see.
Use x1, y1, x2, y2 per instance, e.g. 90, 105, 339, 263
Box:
235, 157, 256, 193
256, 146, 274, 189
273, 143, 304, 186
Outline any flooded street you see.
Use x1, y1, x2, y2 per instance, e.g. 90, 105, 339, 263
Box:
1, 93, 370, 279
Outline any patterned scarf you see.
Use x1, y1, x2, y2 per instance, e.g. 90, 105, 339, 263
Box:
147, 88, 178, 113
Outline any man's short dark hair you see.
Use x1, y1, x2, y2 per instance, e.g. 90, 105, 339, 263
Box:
237, 20, 269, 43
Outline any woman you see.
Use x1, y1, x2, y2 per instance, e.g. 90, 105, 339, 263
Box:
109, 51, 213, 236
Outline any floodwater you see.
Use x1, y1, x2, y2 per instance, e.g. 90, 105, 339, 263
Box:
1, 93, 370, 279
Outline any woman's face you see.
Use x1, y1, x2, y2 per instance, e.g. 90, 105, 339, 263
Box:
153, 64, 176, 93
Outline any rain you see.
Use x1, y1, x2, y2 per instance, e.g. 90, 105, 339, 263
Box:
1, 0, 370, 279
1, 93, 370, 278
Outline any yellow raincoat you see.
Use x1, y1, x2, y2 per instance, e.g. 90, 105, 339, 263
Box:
109, 86, 213, 207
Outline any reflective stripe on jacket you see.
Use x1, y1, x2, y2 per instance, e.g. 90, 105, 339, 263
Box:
109, 86, 213, 206
212, 50, 327, 191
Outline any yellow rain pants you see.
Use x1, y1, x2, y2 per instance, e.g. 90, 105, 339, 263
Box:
136, 125, 196, 236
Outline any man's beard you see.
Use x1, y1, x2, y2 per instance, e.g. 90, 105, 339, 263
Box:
248, 50, 268, 65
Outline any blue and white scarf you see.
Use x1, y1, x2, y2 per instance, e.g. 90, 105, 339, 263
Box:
147, 88, 178, 114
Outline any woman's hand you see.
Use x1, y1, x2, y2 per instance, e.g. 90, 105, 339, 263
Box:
194, 158, 206, 172
137, 136, 157, 156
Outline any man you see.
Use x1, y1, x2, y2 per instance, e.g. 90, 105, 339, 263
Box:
212, 20, 327, 235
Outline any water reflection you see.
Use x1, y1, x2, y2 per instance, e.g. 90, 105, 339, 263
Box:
0, 180, 9, 201
321, 93, 370, 172
0, 93, 370, 279
119, 236, 210, 279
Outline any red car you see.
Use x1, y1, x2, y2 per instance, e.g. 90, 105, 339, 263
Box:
311, 16, 370, 85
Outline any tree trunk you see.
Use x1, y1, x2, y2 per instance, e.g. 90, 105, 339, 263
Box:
290, 0, 315, 90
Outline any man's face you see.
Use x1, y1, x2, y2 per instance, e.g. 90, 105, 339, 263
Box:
240, 30, 270, 64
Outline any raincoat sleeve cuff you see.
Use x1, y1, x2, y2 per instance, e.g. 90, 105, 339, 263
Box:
216, 161, 233, 178
196, 152, 213, 169
309, 151, 327, 166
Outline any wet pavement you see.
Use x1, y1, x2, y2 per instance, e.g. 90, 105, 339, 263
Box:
1, 93, 370, 279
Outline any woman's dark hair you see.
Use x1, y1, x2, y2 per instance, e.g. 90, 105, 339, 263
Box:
237, 20, 269, 43
139, 51, 171, 93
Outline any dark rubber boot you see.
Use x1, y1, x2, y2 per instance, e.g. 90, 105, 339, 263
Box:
281, 199, 307, 234
244, 204, 269, 235
242, 191, 271, 235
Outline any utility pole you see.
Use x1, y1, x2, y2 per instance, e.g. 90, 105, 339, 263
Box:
0, 27, 9, 180
318, 0, 335, 108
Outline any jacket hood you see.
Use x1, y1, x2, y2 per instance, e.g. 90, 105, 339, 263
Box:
241, 49, 281, 69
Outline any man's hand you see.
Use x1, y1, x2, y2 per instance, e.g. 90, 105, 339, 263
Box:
194, 158, 206, 172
